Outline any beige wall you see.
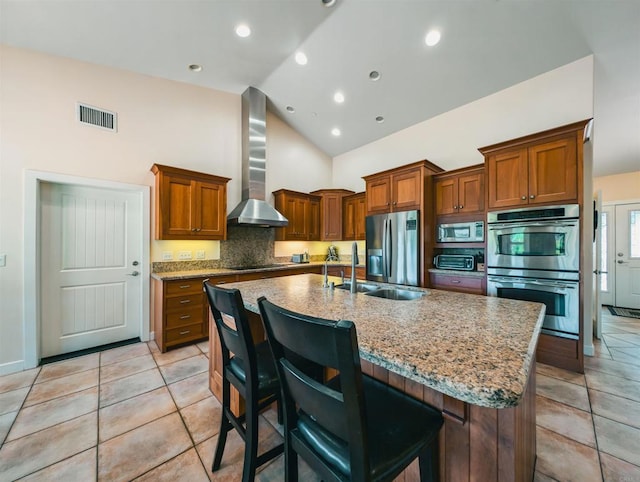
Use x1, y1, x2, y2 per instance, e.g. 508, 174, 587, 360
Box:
594, 171, 640, 202
0, 46, 331, 371
332, 56, 594, 190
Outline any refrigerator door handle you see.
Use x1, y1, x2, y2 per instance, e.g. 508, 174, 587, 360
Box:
386, 218, 393, 280
381, 218, 388, 279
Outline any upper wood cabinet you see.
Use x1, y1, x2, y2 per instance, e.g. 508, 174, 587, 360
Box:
273, 189, 321, 241
434, 165, 485, 217
364, 162, 442, 215
342, 192, 366, 240
151, 164, 230, 240
311, 189, 355, 241
479, 121, 588, 210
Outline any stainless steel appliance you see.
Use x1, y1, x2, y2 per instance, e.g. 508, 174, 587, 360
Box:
487, 270, 579, 339
487, 204, 581, 339
437, 221, 484, 243
366, 210, 419, 286
487, 204, 580, 272
434, 254, 475, 271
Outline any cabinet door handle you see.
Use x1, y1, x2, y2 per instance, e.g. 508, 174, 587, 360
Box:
179, 330, 191, 335
179, 285, 191, 289
191, 228, 197, 232
458, 205, 463, 209
180, 299, 191, 304
529, 195, 535, 199
451, 280, 461, 284
393, 201, 397, 205
521, 195, 527, 200
180, 315, 191, 320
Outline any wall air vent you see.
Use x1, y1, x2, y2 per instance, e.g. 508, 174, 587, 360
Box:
77, 103, 117, 132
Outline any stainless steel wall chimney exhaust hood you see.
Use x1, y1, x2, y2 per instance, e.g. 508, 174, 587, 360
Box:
227, 87, 288, 227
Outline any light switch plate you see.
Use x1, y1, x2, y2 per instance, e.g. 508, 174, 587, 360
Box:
162, 251, 173, 261
178, 251, 192, 260
0, 254, 6, 267
195, 250, 206, 260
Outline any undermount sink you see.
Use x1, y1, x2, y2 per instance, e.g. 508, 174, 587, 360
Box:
364, 288, 425, 301
335, 282, 381, 293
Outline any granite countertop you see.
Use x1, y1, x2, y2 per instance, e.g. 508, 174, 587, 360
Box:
428, 268, 485, 278
151, 261, 365, 281
223, 273, 545, 409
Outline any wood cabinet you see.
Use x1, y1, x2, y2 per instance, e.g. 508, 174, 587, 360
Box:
152, 276, 215, 352
364, 165, 426, 214
342, 192, 366, 240
273, 189, 321, 241
326, 264, 366, 280
429, 271, 486, 295
434, 165, 485, 217
151, 164, 230, 240
310, 189, 355, 241
479, 121, 588, 210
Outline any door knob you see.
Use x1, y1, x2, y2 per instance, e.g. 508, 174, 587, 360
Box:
617, 252, 624, 256
132, 261, 139, 266
617, 260, 626, 264
127, 271, 140, 276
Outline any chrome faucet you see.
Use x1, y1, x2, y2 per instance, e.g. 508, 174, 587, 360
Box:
323, 261, 329, 288
350, 242, 358, 293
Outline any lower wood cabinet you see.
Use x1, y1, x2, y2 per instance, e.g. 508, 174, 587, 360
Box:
429, 272, 486, 295
537, 332, 583, 373
326, 265, 366, 280
152, 277, 214, 352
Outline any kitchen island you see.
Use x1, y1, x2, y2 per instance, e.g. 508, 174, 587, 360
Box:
209, 274, 545, 481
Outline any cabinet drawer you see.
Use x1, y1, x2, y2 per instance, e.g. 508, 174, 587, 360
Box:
166, 305, 204, 329
166, 279, 204, 296
166, 293, 204, 312
165, 322, 206, 344
430, 274, 484, 294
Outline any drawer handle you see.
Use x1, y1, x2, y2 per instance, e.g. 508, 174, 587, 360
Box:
180, 300, 191, 304
179, 285, 191, 289
180, 315, 191, 320
179, 330, 191, 335
451, 280, 461, 284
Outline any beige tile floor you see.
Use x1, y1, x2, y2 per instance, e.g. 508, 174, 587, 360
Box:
0, 309, 639, 481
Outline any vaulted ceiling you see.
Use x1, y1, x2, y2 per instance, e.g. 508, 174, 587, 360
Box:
2, 0, 638, 176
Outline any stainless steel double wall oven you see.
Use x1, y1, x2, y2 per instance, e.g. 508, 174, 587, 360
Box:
487, 204, 581, 339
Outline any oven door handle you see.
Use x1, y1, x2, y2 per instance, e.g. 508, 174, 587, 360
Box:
488, 221, 578, 230
488, 277, 577, 289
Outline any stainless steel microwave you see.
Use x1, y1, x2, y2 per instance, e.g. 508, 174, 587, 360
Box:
437, 221, 484, 243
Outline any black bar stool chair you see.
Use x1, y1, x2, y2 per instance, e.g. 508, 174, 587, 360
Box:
258, 296, 444, 482
203, 281, 283, 482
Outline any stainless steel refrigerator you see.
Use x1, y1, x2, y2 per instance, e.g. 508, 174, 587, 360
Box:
365, 210, 420, 286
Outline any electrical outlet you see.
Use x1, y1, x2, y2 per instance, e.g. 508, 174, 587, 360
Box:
0, 254, 6, 267
195, 250, 206, 260
162, 251, 173, 261
178, 251, 192, 260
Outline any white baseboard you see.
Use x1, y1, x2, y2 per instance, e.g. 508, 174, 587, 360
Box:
0, 359, 25, 377
148, 331, 155, 341
584, 342, 595, 357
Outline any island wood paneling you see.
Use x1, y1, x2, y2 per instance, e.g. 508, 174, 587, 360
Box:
361, 360, 536, 482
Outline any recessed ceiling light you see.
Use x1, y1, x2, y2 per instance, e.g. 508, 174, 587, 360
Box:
235, 24, 251, 38
286, 106, 295, 113
333, 92, 345, 103
331, 128, 341, 136
425, 30, 441, 47
375, 116, 384, 123
295, 52, 308, 65
369, 70, 381, 81
321, 0, 337, 7
188, 64, 202, 72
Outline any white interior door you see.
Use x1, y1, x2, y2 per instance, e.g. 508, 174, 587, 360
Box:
40, 182, 143, 357
615, 202, 640, 309
593, 193, 603, 339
